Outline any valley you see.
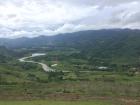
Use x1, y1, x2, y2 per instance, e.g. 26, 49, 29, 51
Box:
0, 30, 140, 105
0, 0, 140, 104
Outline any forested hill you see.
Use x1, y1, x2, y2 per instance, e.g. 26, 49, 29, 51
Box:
0, 29, 140, 49
1, 29, 140, 61
0, 46, 15, 63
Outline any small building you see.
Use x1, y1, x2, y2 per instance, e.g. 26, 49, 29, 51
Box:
97, 66, 108, 70
51, 64, 58, 67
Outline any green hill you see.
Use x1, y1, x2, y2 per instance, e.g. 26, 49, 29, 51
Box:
0, 29, 140, 102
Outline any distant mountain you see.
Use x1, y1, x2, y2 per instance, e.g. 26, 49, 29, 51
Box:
1, 29, 140, 63
0, 29, 140, 48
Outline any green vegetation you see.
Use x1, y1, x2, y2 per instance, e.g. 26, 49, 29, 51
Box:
0, 100, 122, 105
0, 29, 140, 104
0, 47, 140, 104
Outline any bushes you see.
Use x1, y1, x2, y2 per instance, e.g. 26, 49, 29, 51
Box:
48, 72, 64, 81
20, 63, 39, 70
95, 76, 116, 82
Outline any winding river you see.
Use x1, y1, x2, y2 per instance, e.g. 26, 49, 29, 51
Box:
19, 53, 94, 73
19, 53, 54, 72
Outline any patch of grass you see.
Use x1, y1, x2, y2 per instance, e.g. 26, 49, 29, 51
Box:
0, 100, 120, 105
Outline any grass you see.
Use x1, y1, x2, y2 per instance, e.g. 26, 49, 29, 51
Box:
0, 48, 140, 105
0, 100, 121, 105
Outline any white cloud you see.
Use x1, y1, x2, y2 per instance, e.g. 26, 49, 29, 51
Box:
0, 0, 139, 38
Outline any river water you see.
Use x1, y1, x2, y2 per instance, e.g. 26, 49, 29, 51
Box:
19, 53, 54, 72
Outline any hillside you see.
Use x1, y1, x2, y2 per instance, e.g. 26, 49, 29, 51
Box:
1, 29, 140, 48
1, 29, 140, 64
0, 29, 140, 103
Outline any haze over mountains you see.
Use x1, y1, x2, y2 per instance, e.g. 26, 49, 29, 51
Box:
0, 29, 140, 48
0, 29, 140, 65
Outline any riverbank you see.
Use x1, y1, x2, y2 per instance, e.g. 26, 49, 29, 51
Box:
19, 53, 54, 72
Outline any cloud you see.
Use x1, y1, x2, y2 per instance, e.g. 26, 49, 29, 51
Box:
0, 0, 139, 38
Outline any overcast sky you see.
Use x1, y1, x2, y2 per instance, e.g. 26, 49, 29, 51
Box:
0, 0, 140, 38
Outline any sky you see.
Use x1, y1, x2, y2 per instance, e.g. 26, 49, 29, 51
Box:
0, 0, 140, 38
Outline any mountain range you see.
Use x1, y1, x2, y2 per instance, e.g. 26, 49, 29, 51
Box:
1, 29, 140, 64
